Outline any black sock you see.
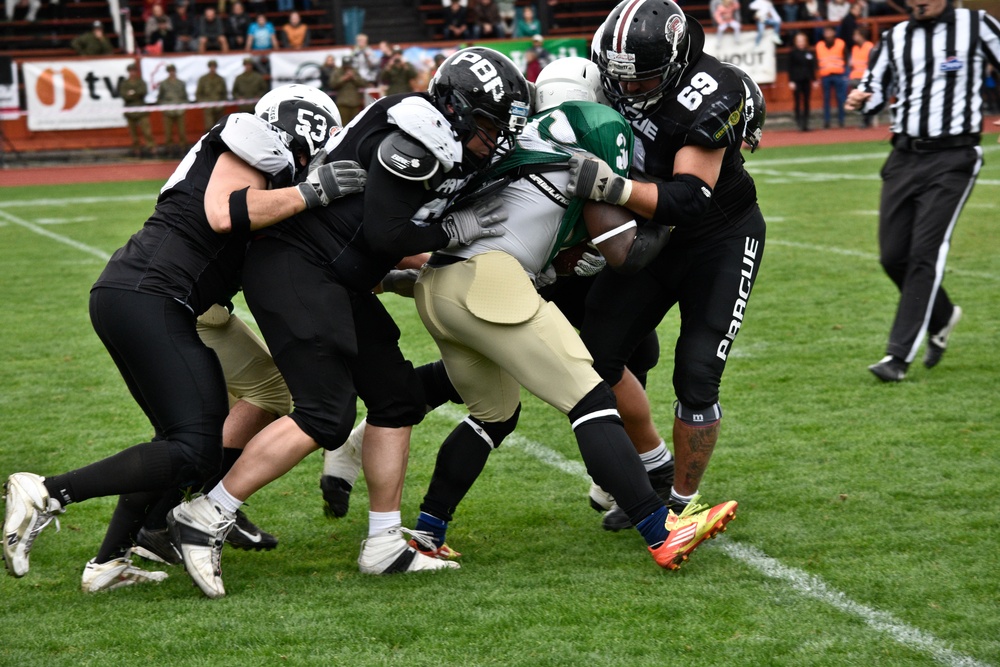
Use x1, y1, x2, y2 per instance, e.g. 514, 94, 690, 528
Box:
200, 447, 241, 493
419, 421, 494, 522
43, 441, 177, 506
94, 490, 162, 563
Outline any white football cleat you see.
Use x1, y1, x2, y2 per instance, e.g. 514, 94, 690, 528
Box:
168, 496, 235, 599
81, 554, 169, 592
588, 482, 615, 512
358, 527, 460, 575
3, 472, 63, 577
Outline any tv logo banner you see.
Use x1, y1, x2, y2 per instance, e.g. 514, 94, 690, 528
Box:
23, 58, 134, 131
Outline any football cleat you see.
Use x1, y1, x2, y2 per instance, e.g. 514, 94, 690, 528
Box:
3, 472, 63, 577
168, 496, 235, 599
868, 355, 908, 382
408, 539, 462, 560
133, 526, 182, 565
358, 528, 461, 575
588, 482, 614, 513
924, 305, 962, 369
225, 509, 278, 551
649, 496, 737, 570
81, 554, 169, 593
601, 504, 631, 532
321, 421, 365, 518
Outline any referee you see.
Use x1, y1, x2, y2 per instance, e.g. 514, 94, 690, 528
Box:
846, 0, 1000, 382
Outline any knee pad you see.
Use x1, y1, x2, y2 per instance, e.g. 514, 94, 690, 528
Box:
467, 404, 520, 449
674, 400, 722, 427
568, 383, 622, 430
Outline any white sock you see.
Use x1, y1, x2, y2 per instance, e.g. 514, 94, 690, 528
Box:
639, 441, 673, 471
669, 487, 698, 507
368, 510, 401, 537
207, 483, 243, 514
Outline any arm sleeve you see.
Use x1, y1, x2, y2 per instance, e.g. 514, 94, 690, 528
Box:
361, 159, 450, 256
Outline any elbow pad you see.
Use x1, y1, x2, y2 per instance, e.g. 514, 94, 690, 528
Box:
617, 224, 671, 275
653, 174, 713, 229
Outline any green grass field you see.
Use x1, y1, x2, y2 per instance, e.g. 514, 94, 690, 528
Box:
1, 139, 998, 667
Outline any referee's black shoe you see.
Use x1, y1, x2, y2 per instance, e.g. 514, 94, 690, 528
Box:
869, 355, 909, 382
924, 306, 962, 369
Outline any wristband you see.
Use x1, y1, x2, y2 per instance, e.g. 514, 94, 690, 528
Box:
229, 186, 252, 236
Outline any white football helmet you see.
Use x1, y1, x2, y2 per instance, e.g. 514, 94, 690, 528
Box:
534, 56, 607, 113
254, 84, 342, 166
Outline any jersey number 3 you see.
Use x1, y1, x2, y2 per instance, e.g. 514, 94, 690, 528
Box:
676, 73, 718, 111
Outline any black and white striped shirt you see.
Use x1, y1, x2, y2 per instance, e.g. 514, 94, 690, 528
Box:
860, 7, 1000, 139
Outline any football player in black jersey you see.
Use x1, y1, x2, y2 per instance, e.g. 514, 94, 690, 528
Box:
168, 47, 534, 597
568, 0, 766, 522
3, 85, 366, 591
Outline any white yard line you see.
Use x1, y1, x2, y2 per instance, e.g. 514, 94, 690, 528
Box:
433, 402, 992, 667
5, 193, 992, 667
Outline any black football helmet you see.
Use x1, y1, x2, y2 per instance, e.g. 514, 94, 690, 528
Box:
592, 0, 697, 119
428, 47, 531, 170
255, 84, 341, 173
725, 64, 766, 153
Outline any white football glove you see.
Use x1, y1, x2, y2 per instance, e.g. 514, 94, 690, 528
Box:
297, 160, 367, 209
567, 154, 632, 207
574, 246, 606, 277
441, 195, 508, 248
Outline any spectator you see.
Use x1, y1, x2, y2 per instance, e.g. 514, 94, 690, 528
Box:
141, 0, 166, 21
713, 0, 741, 46
119, 63, 155, 158
72, 21, 114, 56
539, 0, 558, 32
816, 24, 847, 128
351, 33, 379, 85
195, 59, 228, 131
225, 1, 250, 50
476, 0, 503, 40
145, 4, 171, 48
377, 40, 393, 71
197, 6, 230, 53
281, 11, 310, 49
788, 31, 817, 131
523, 35, 552, 82
5, 0, 41, 22
514, 5, 541, 38
232, 56, 268, 112
465, 0, 481, 38
848, 27, 873, 126
378, 46, 417, 96
444, 0, 469, 40
826, 0, 851, 22
779, 0, 802, 22
749, 0, 782, 45
147, 14, 176, 54
156, 63, 188, 157
497, 0, 515, 37
318, 54, 337, 95
246, 13, 278, 51
328, 55, 364, 125
172, 0, 198, 52
276, 0, 293, 11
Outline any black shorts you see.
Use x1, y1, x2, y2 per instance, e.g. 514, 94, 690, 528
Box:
242, 237, 425, 449
582, 208, 766, 409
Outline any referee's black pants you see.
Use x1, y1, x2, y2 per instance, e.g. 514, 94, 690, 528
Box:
877, 145, 982, 362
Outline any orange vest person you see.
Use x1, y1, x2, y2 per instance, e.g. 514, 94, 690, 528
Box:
817, 31, 847, 77
851, 39, 874, 80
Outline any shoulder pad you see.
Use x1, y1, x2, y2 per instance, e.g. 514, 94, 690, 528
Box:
687, 70, 747, 150
377, 130, 440, 182
219, 113, 296, 186
386, 95, 463, 171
